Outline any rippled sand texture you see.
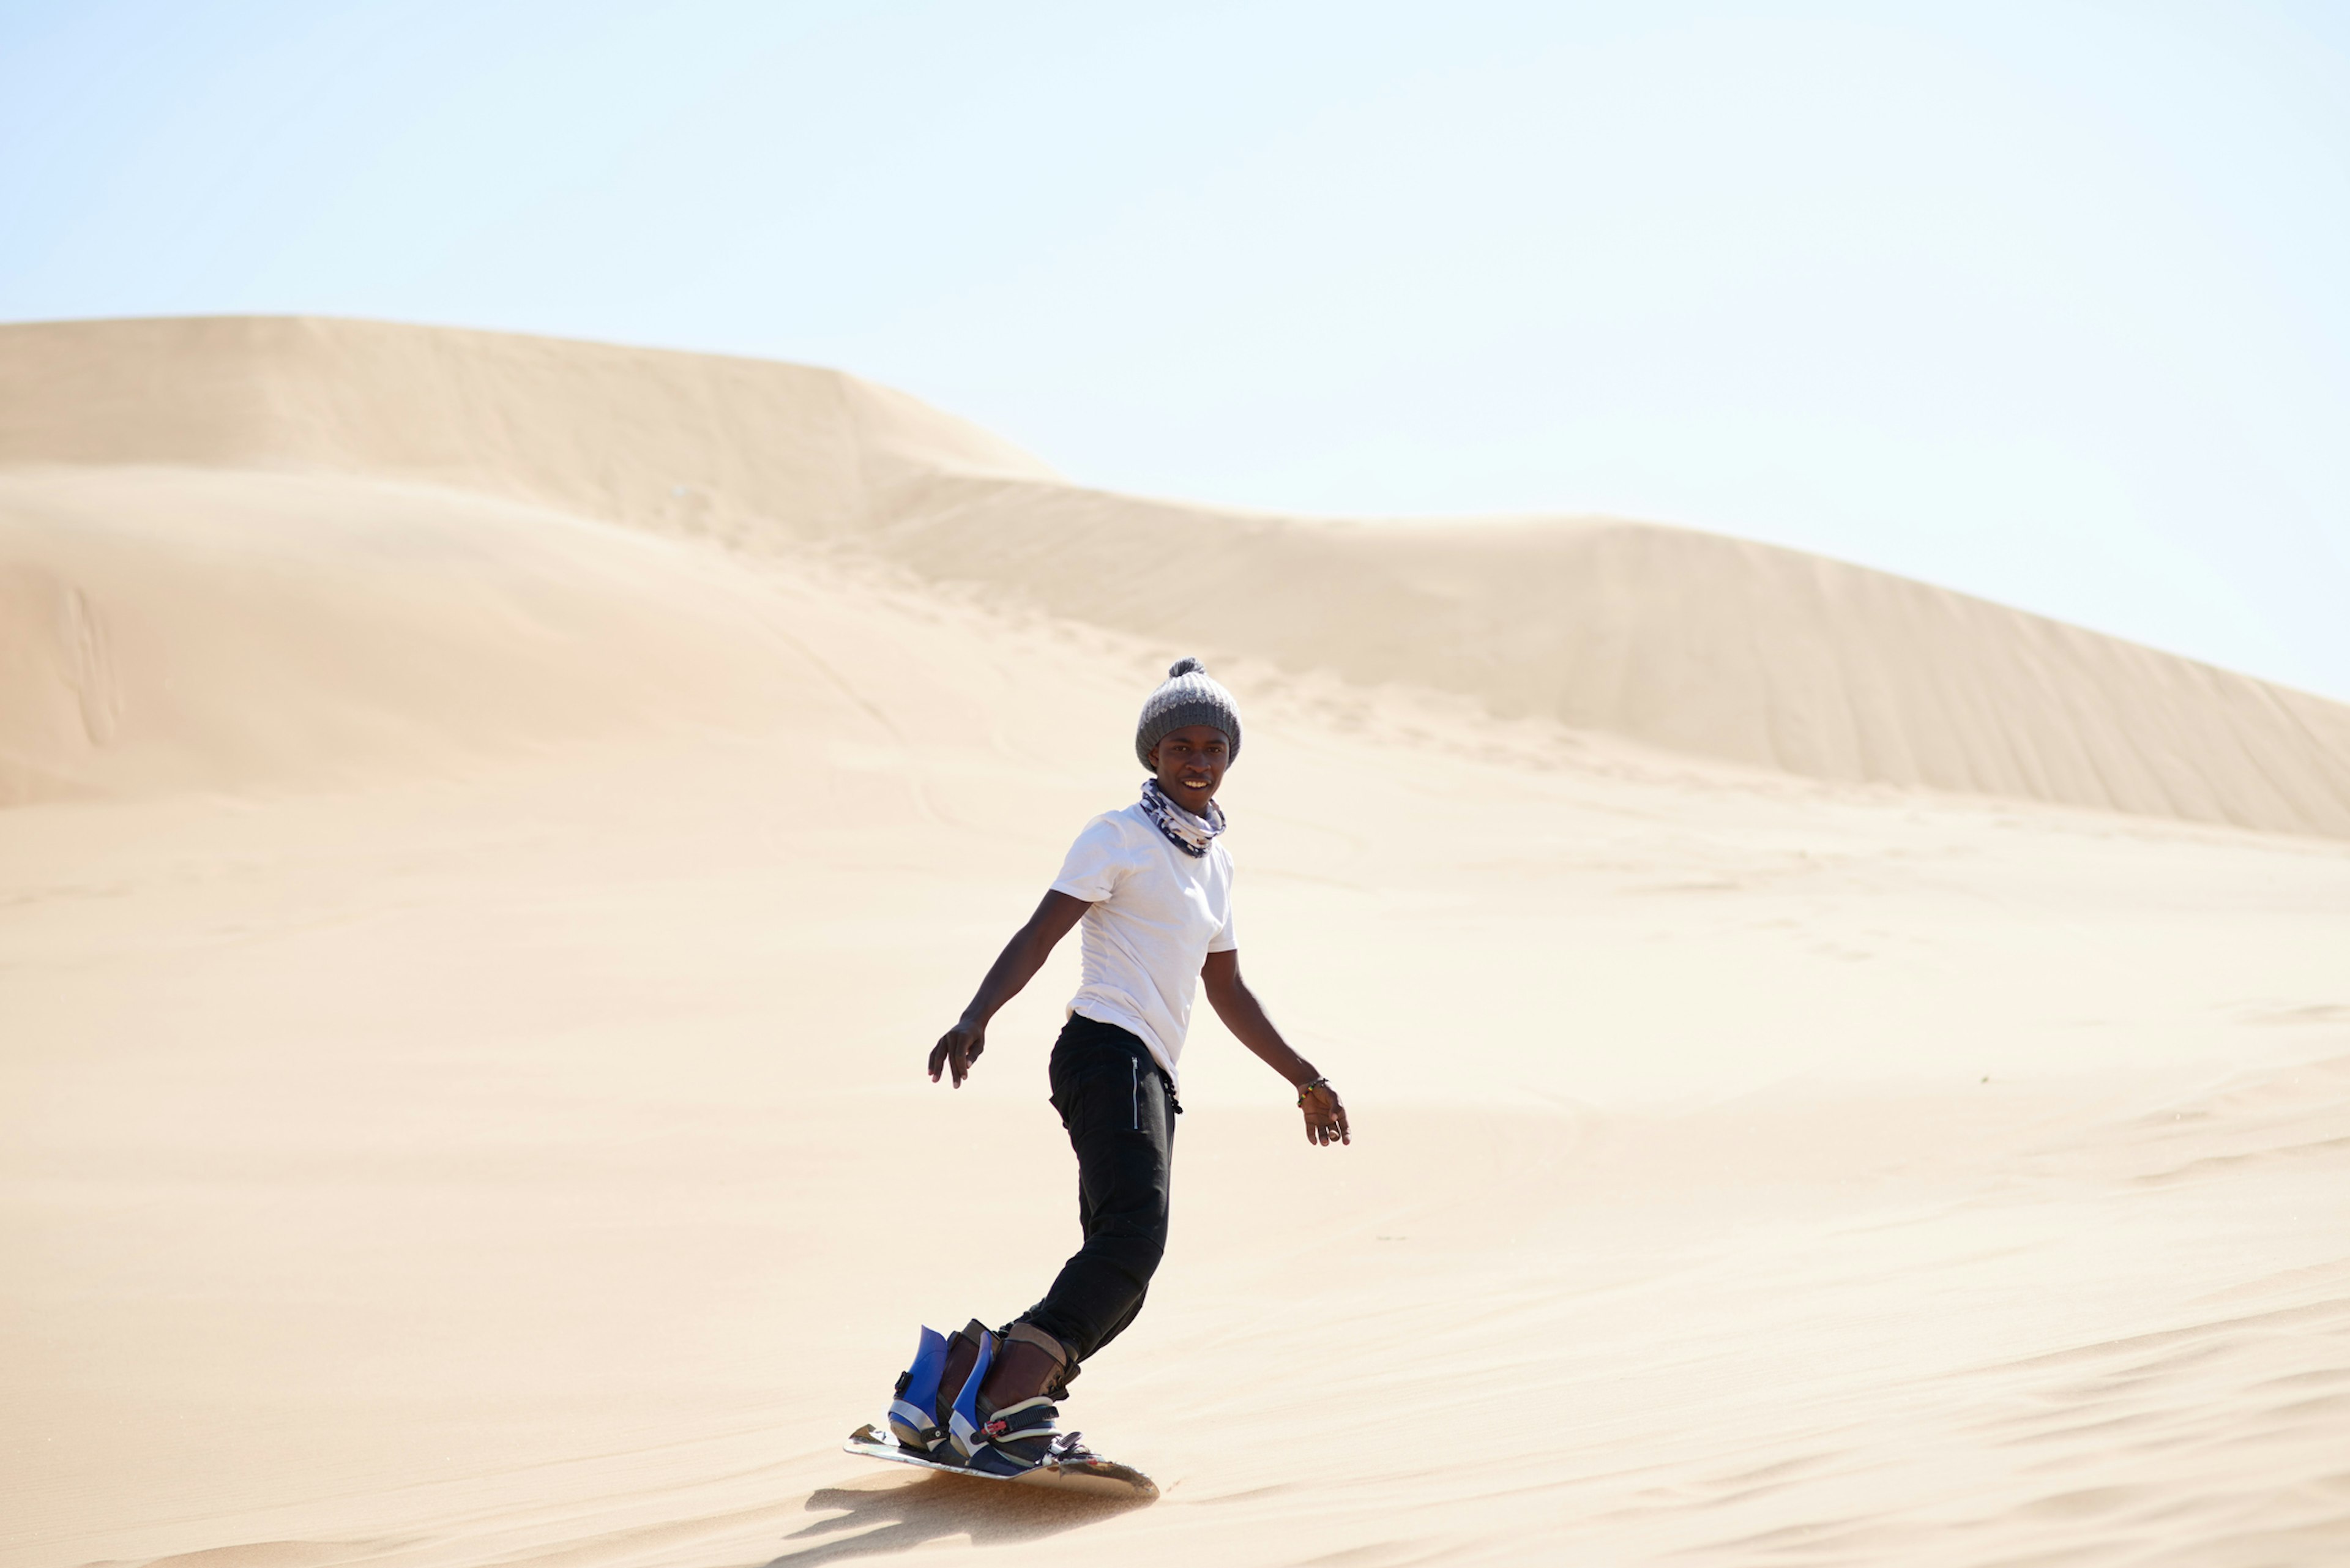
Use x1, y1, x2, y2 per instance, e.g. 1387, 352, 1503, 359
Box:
4, 320, 2348, 1568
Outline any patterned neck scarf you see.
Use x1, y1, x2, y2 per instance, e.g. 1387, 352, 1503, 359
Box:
1140, 778, 1226, 857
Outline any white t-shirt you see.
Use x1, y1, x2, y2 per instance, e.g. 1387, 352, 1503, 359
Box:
1050, 801, 1237, 1083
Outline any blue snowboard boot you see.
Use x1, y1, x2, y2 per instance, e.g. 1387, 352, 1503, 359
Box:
886, 1326, 951, 1454
945, 1324, 998, 1460
887, 1320, 988, 1460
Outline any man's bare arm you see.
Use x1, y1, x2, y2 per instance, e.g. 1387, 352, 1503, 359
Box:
1201, 949, 1350, 1146
929, 890, 1091, 1087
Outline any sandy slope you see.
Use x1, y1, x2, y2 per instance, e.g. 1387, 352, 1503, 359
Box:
0, 468, 875, 805
868, 476, 2350, 838
6, 318, 2348, 838
0, 317, 1053, 540
4, 323, 2350, 1567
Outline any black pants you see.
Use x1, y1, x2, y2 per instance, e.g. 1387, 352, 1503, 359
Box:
1020, 1012, 1179, 1364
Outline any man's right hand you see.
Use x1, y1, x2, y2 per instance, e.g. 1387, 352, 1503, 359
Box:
929, 892, 1090, 1091
929, 1023, 986, 1087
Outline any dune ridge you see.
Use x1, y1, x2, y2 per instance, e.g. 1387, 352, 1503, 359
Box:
0, 466, 875, 805
872, 474, 2350, 838
0, 315, 1055, 543
4, 313, 2348, 841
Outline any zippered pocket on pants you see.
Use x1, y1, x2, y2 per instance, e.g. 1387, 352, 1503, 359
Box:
1130, 1058, 1141, 1132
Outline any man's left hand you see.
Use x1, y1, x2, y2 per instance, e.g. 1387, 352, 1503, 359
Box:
1301, 1081, 1350, 1147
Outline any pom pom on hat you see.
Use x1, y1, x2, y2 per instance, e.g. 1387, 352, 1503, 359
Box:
1168, 657, 1205, 678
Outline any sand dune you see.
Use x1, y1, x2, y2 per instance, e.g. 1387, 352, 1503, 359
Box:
0, 466, 883, 805
0, 316, 1051, 537
2, 319, 2348, 1567
7, 316, 2347, 838
872, 476, 2350, 838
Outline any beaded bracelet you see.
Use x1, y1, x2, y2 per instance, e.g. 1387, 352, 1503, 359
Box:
1295, 1075, 1332, 1107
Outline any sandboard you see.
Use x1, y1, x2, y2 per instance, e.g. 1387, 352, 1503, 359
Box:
843, 1423, 1158, 1499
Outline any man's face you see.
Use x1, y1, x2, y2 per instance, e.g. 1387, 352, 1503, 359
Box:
1149, 724, 1231, 814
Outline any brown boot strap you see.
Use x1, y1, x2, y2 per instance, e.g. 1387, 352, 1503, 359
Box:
1005, 1320, 1070, 1367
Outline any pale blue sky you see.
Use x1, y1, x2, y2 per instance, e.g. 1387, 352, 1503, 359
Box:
6, 1, 2346, 699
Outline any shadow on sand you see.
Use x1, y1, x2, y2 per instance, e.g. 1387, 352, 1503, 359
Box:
764, 1473, 1151, 1564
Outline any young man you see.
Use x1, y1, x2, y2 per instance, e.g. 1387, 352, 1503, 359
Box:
883, 658, 1350, 1475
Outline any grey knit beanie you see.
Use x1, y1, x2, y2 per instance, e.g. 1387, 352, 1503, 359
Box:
1135, 657, 1242, 768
